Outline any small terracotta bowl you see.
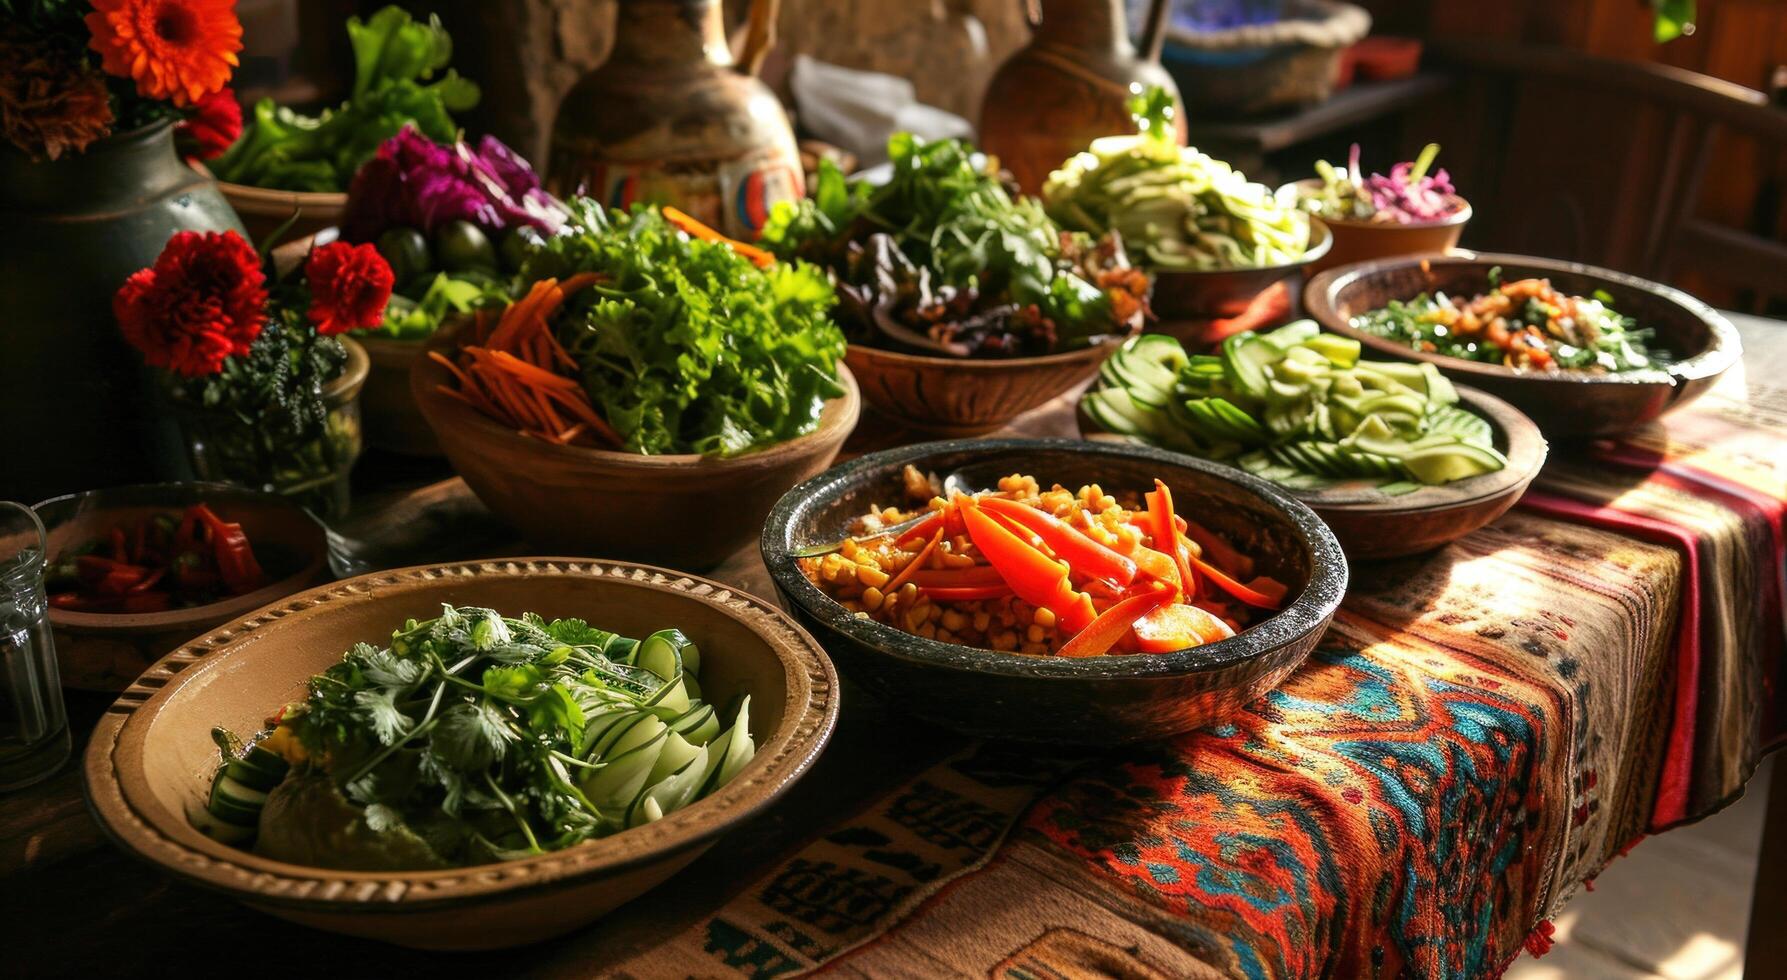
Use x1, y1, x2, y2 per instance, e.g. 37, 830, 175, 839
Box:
81, 558, 839, 949
1079, 384, 1548, 560
34, 483, 330, 691
843, 339, 1122, 436
1148, 218, 1333, 329
1280, 180, 1471, 274
213, 179, 345, 250
1304, 252, 1744, 437
412, 327, 861, 571
762, 438, 1347, 744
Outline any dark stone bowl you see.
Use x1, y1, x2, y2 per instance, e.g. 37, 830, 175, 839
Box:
1304, 252, 1743, 438
760, 439, 1347, 745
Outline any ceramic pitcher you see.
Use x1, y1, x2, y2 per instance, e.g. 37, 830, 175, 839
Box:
549, 0, 803, 240
979, 0, 1184, 194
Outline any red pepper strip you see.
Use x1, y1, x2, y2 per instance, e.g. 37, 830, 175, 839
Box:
126, 567, 167, 594
49, 592, 102, 610
883, 526, 945, 595
907, 566, 1008, 588
958, 500, 1097, 634
917, 584, 1016, 602
1145, 481, 1197, 598
977, 497, 1137, 589
1187, 552, 1281, 609
1131, 602, 1237, 653
1057, 588, 1172, 658
191, 504, 264, 595
109, 527, 128, 562
129, 519, 146, 564
1245, 575, 1289, 606
885, 511, 945, 547
1130, 547, 1181, 591
1180, 516, 1254, 580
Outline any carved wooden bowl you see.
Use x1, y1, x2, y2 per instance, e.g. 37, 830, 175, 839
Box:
842, 340, 1122, 435
82, 559, 840, 949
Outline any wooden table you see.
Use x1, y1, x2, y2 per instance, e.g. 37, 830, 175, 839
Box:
6, 317, 1781, 977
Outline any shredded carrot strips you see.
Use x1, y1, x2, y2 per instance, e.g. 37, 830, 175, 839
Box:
661, 205, 776, 269
884, 526, 946, 595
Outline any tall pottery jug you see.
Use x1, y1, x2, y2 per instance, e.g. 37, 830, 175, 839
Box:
980, 0, 1184, 194
549, 0, 803, 240
0, 122, 244, 503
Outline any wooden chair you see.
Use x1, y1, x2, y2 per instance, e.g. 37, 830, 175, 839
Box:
1421, 40, 1787, 314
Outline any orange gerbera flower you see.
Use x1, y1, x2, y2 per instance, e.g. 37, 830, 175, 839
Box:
86, 0, 242, 108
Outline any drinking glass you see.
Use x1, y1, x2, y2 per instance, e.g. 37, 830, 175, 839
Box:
0, 502, 70, 790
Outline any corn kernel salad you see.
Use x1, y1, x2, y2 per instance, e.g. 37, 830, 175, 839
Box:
799, 468, 1290, 658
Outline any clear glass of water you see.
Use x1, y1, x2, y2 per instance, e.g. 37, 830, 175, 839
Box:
0, 501, 69, 790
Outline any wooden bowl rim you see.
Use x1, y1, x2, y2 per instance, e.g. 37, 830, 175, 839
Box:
1079, 383, 1547, 514
81, 558, 841, 910
762, 437, 1347, 680
411, 348, 861, 472
1276, 180, 1473, 230
842, 335, 1125, 371
1303, 251, 1744, 387
1148, 216, 1335, 281
34, 482, 329, 634
192, 160, 348, 209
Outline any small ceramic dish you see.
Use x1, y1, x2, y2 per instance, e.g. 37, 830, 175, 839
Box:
34, 483, 330, 691
1149, 217, 1333, 327
81, 558, 839, 949
1279, 179, 1470, 274
412, 323, 861, 571
844, 339, 1121, 435
1304, 252, 1743, 437
1079, 384, 1547, 559
761, 438, 1346, 744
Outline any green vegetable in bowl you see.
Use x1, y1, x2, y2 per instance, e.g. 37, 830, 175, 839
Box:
1043, 86, 1310, 272
435, 220, 498, 273
1083, 321, 1507, 492
192, 606, 755, 869
376, 227, 432, 283
373, 272, 494, 340
210, 6, 480, 193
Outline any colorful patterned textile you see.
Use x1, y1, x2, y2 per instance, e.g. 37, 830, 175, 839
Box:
616, 327, 1783, 979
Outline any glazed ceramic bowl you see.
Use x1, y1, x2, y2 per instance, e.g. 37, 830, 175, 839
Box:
412, 328, 861, 570
1305, 252, 1743, 437
1279, 180, 1471, 274
1149, 218, 1333, 328
34, 483, 330, 691
761, 439, 1346, 744
82, 558, 839, 949
1080, 384, 1547, 560
844, 339, 1121, 435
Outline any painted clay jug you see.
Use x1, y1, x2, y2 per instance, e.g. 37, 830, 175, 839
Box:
549, 0, 803, 239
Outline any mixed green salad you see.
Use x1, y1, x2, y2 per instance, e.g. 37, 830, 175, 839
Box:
1349, 269, 1664, 373
1043, 87, 1311, 272
1084, 321, 1507, 493
760, 133, 1147, 358
210, 7, 480, 193
193, 606, 754, 870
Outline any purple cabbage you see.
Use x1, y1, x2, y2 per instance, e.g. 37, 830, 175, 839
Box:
1360, 143, 1459, 224
341, 126, 568, 243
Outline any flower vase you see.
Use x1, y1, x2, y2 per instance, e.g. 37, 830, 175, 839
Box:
0, 121, 245, 504
175, 337, 368, 522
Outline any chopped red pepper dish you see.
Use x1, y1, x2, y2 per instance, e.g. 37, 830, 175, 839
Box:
798, 468, 1290, 657
47, 504, 266, 613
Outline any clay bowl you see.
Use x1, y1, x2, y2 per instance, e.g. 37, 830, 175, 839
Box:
1079, 385, 1547, 560
761, 438, 1347, 745
1149, 218, 1333, 330
357, 334, 441, 456
843, 339, 1121, 435
412, 329, 861, 571
209, 174, 345, 249
33, 483, 329, 691
1305, 252, 1744, 437
1279, 180, 1471, 274
82, 558, 839, 950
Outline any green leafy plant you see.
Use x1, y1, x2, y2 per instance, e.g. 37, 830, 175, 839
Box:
210, 6, 480, 192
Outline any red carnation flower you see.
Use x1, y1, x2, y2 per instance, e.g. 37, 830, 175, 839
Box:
306, 242, 394, 336
115, 230, 267, 377
176, 87, 241, 160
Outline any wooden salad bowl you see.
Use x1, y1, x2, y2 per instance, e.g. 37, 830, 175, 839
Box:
34, 483, 330, 691
1149, 217, 1333, 328
195, 161, 345, 249
1304, 252, 1743, 437
844, 339, 1122, 435
1278, 180, 1471, 274
762, 439, 1347, 745
412, 328, 861, 571
1081, 384, 1547, 560
81, 559, 840, 950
